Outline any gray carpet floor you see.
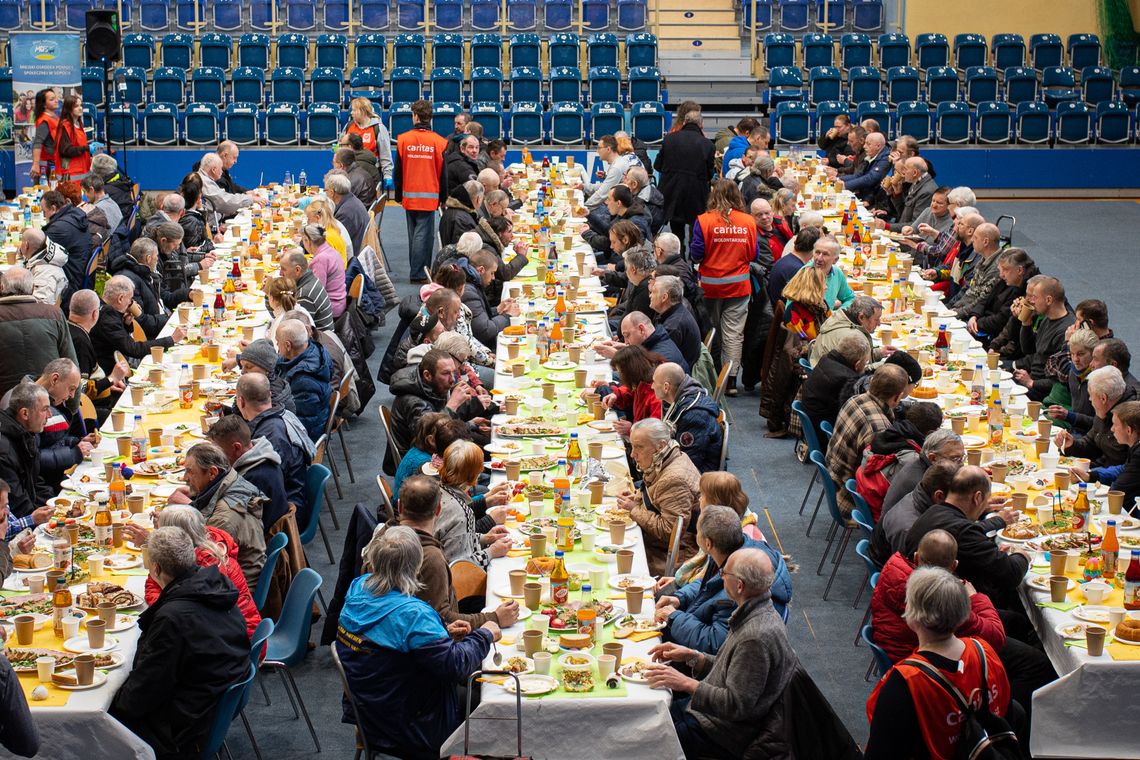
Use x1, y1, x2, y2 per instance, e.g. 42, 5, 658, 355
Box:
223, 200, 1140, 759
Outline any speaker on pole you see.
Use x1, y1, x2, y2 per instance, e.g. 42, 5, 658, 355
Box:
85, 10, 121, 64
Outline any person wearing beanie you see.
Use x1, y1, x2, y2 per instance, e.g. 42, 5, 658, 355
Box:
838, 348, 922, 416
232, 339, 296, 414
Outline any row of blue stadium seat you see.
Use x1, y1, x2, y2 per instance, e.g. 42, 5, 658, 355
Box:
768, 65, 1125, 108
742, 0, 884, 34
55, 100, 670, 147
771, 99, 1140, 145
80, 64, 664, 108
113, 31, 656, 73
763, 32, 1102, 72
0, 0, 646, 33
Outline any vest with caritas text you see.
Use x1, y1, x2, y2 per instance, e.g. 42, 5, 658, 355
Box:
346, 120, 380, 157
695, 209, 757, 299
397, 127, 449, 212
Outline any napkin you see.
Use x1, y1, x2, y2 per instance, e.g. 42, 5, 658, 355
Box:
109, 568, 150, 577
1036, 600, 1080, 612
627, 631, 662, 643
1106, 642, 1140, 661
507, 550, 529, 558
1062, 639, 1088, 649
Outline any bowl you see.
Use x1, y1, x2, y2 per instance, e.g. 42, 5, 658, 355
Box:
1082, 581, 1112, 605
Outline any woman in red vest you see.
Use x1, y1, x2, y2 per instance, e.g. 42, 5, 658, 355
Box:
690, 179, 758, 397
55, 94, 91, 179
30, 88, 60, 183
865, 566, 1018, 760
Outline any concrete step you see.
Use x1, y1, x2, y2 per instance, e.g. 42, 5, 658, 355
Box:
661, 52, 753, 77
657, 0, 735, 9
659, 37, 745, 52
657, 8, 738, 24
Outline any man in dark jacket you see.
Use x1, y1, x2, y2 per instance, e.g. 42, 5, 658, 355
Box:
654, 363, 723, 473
604, 311, 689, 372
91, 276, 186, 376
800, 335, 870, 446
871, 459, 958, 566
856, 404, 944, 520
325, 172, 370, 258
1012, 274, 1076, 399
1058, 366, 1136, 468
882, 158, 936, 231
624, 165, 665, 233
840, 131, 890, 202
275, 319, 333, 441
343, 132, 382, 189
0, 269, 78, 400
108, 238, 177, 340
206, 414, 290, 532
650, 276, 702, 370
90, 153, 136, 221
335, 147, 378, 208
964, 249, 1037, 349
66, 289, 127, 417
110, 527, 249, 759
41, 190, 92, 302
817, 114, 853, 167
445, 136, 481, 193
581, 185, 653, 258
439, 181, 483, 249
460, 249, 516, 347
235, 372, 309, 523
880, 429, 966, 516
229, 339, 295, 413
389, 349, 491, 457
654, 109, 715, 246
0, 382, 53, 518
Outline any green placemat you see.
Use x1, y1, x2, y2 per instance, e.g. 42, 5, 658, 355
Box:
537, 662, 629, 700
1037, 600, 1080, 612
110, 568, 150, 577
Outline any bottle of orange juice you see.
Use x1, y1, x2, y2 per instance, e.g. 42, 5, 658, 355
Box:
1102, 519, 1120, 581
550, 551, 569, 604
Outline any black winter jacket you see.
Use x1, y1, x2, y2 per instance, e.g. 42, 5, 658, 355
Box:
0, 410, 51, 518
799, 350, 862, 446
108, 256, 174, 340
91, 304, 174, 376
43, 203, 92, 296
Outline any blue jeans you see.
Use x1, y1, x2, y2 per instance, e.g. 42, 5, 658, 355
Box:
405, 209, 437, 280
670, 696, 731, 759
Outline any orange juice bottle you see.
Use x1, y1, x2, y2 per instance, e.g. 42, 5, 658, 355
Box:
108, 463, 125, 511
1102, 519, 1120, 581
550, 550, 569, 604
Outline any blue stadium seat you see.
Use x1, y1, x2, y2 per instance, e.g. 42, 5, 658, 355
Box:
388, 102, 415, 140
617, 0, 646, 31
628, 66, 661, 104
1121, 66, 1140, 107
802, 33, 834, 69
176, 0, 207, 30
630, 101, 666, 144
588, 66, 621, 104
582, 0, 609, 30
470, 101, 505, 140
587, 33, 620, 69
763, 33, 796, 70
952, 33, 987, 69
768, 66, 804, 108
107, 103, 139, 145
471, 34, 503, 69
249, 0, 279, 32
1068, 34, 1101, 70
142, 102, 180, 145
1016, 101, 1051, 144
430, 101, 462, 136
184, 102, 222, 145
855, 100, 889, 128
1003, 66, 1038, 105
277, 34, 309, 70
472, 0, 500, 30
306, 102, 345, 145
398, 0, 424, 28
894, 100, 931, 142
82, 67, 106, 107
840, 34, 872, 71
509, 101, 544, 144
885, 65, 919, 106
316, 34, 348, 69
192, 67, 226, 104
743, 0, 773, 33
914, 33, 949, 71
1041, 66, 1079, 108
935, 101, 970, 143
509, 0, 537, 29
430, 67, 464, 104
877, 33, 909, 69
238, 34, 271, 70
350, 66, 385, 90
270, 66, 303, 105
551, 101, 587, 144
550, 67, 583, 104
394, 33, 426, 69
138, 0, 169, 31
773, 100, 811, 143
964, 66, 999, 107
433, 0, 462, 30
1055, 101, 1092, 144
113, 67, 147, 106
816, 0, 845, 29
233, 66, 268, 105
925, 66, 959, 105
30, 0, 59, 29
627, 33, 658, 68
510, 66, 543, 106
323, 0, 351, 30
65, 0, 92, 30
471, 66, 504, 105
591, 102, 626, 139
975, 101, 1012, 144
510, 34, 542, 69
431, 33, 464, 69
265, 102, 302, 144
545, 0, 574, 30
212, 0, 244, 31
311, 67, 345, 106
992, 33, 1026, 71
224, 103, 262, 145
153, 67, 187, 106
778, 0, 809, 32
1081, 66, 1115, 106
122, 34, 156, 69
847, 66, 881, 104
360, 0, 389, 30
285, 0, 317, 30
355, 34, 388, 69
814, 101, 851, 139
851, 0, 882, 32
1030, 33, 1063, 69
390, 66, 424, 104
161, 33, 194, 70
549, 33, 581, 69
200, 33, 233, 70
81, 102, 102, 141
1096, 101, 1131, 144
808, 66, 841, 104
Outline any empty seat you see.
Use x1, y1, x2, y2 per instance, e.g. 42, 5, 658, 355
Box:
763, 33, 796, 70
1055, 101, 1092, 144
953, 33, 987, 69
1081, 66, 1115, 106
509, 101, 544, 144
935, 101, 970, 143
390, 66, 424, 104
802, 33, 834, 69
550, 66, 583, 104
1096, 101, 1131, 144
627, 32, 658, 68
432, 33, 464, 69
582, 0, 609, 30
224, 103, 262, 145
591, 101, 627, 139
398, 0, 424, 29
1029, 33, 1063, 69
773, 100, 812, 144
964, 66, 999, 107
808, 66, 841, 105
306, 102, 344, 145
142, 102, 180, 145
975, 101, 1012, 144
394, 33, 426, 69
388, 102, 416, 139
185, 102, 222, 145
550, 101, 587, 144
192, 67, 226, 104
277, 33, 309, 69
238, 34, 271, 70
877, 33, 910, 69
349, 66, 386, 94
1068, 33, 1101, 70
840, 34, 873, 71
768, 66, 804, 108
914, 33, 949, 70
510, 66, 543, 105
270, 66, 304, 105
65, 0, 92, 30
139, 0, 170, 30
743, 0, 773, 33
588, 66, 621, 104
360, 0, 390, 29
508, 0, 537, 30
549, 33, 581, 69
433, 0, 463, 29
885, 65, 919, 106
1120, 66, 1140, 107
545, 0, 574, 30
470, 33, 502, 69
1041, 66, 1079, 108
587, 33, 620, 69
510, 34, 542, 70
779, 0, 809, 32
153, 67, 187, 105
266, 102, 302, 144
430, 67, 464, 104
323, 0, 351, 30
470, 101, 505, 140
894, 100, 931, 142
161, 33, 195, 70
469, 66, 503, 105
851, 0, 882, 32
212, 0, 244, 31
80, 103, 101, 140
617, 0, 646, 30
249, 0, 280, 32
200, 33, 233, 70
311, 67, 345, 106
1003, 66, 1038, 106
816, 0, 845, 29
316, 34, 348, 69
630, 100, 666, 144
113, 67, 147, 106
855, 100, 889, 127
847, 66, 881, 104
355, 34, 388, 70
1016, 100, 1051, 144
471, 0, 500, 30
991, 33, 1026, 71
628, 66, 661, 104
81, 67, 106, 106
107, 103, 139, 145
286, 0, 317, 30
121, 34, 156, 70
233, 66, 268, 105
176, 0, 206, 31
924, 66, 959, 105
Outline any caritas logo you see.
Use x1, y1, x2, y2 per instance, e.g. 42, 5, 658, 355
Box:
406, 144, 438, 155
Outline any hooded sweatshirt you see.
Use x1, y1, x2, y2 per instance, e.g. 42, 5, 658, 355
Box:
233, 436, 290, 530
24, 238, 70, 305
662, 376, 723, 473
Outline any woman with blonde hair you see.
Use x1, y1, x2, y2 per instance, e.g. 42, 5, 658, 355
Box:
342, 96, 393, 177
304, 197, 351, 262
434, 440, 512, 570
265, 276, 305, 345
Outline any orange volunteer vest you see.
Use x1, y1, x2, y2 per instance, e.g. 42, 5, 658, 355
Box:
695, 208, 757, 300
396, 126, 449, 213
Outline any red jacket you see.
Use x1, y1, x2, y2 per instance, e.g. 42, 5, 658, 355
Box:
870, 552, 1006, 663
609, 382, 662, 423
145, 525, 262, 639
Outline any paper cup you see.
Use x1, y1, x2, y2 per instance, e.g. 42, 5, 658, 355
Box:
1049, 550, 1069, 576
990, 462, 1008, 483
575, 369, 588, 388
608, 521, 626, 545
147, 428, 163, 447
13, 615, 35, 645
529, 534, 547, 559
130, 385, 145, 405
529, 614, 550, 634
190, 289, 204, 306
1054, 471, 1071, 491
86, 618, 106, 649
97, 602, 117, 628
1109, 608, 1127, 630
192, 363, 207, 381
966, 450, 982, 466
588, 442, 603, 459
1010, 493, 1028, 510
503, 397, 519, 414
1049, 575, 1069, 603
127, 494, 145, 514
1035, 437, 1051, 456
597, 654, 617, 679
986, 352, 1000, 370
603, 641, 623, 663
580, 528, 596, 552
616, 549, 634, 575
111, 411, 126, 431
1108, 491, 1124, 514
87, 554, 104, 577
589, 482, 605, 505
522, 629, 543, 656
625, 586, 645, 614
36, 656, 55, 683
592, 402, 605, 421
74, 654, 95, 685
1037, 419, 1053, 438
62, 615, 82, 640
206, 343, 221, 362
533, 651, 552, 674
1027, 400, 1042, 419
509, 570, 527, 596
116, 436, 132, 459
26, 575, 45, 594
590, 568, 606, 591
1086, 626, 1107, 656
523, 582, 543, 611
505, 460, 522, 481
147, 367, 162, 385
951, 417, 966, 435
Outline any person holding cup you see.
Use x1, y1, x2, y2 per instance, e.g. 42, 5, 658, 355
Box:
91, 275, 186, 378
1078, 400, 1140, 517
434, 441, 512, 571
1055, 366, 1134, 471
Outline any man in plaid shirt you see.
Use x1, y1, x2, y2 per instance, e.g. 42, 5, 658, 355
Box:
826, 364, 912, 515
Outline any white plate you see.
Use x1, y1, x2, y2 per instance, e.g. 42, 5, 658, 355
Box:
103, 554, 142, 571
484, 442, 523, 456
608, 574, 655, 591
493, 584, 526, 599
1025, 573, 1074, 593
544, 360, 577, 371
600, 446, 625, 459
1072, 605, 1112, 625
501, 673, 559, 695
1112, 632, 1140, 645
960, 434, 986, 449
54, 671, 109, 690
619, 659, 653, 684
62, 634, 120, 654
104, 614, 139, 634
546, 371, 576, 383
488, 655, 535, 675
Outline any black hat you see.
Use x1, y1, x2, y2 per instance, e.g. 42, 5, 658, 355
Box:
886, 350, 923, 384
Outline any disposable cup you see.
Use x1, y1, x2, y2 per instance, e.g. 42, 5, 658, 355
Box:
625, 586, 645, 614
36, 656, 55, 683
523, 582, 543, 610
616, 549, 634, 575
1086, 626, 1107, 657
26, 575, 45, 594
1108, 491, 1124, 514
87, 554, 104, 577
85, 618, 106, 649
97, 602, 117, 628
533, 651, 552, 674
1049, 575, 1069, 603
509, 570, 527, 596
597, 654, 617, 679
608, 521, 626, 545
522, 629, 543, 656
62, 615, 81, 640
1049, 550, 1069, 576
530, 534, 547, 559
74, 654, 95, 685
13, 615, 35, 645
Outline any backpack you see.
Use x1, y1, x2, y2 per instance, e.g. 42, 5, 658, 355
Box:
855, 444, 919, 521
902, 639, 1021, 760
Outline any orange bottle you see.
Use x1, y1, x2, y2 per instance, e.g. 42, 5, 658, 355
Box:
1102, 519, 1120, 581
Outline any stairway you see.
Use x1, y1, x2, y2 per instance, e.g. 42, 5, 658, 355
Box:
653, 0, 743, 52
655, 0, 762, 106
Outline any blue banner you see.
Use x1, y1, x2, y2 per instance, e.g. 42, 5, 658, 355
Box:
9, 32, 82, 191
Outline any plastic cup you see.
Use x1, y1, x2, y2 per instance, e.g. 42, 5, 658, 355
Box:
529, 498, 545, 519
87, 554, 104, 577
13, 615, 35, 645
530, 534, 547, 559
509, 569, 527, 596
597, 654, 617, 679
1049, 575, 1069, 603
85, 618, 106, 649
1108, 491, 1125, 515
74, 654, 95, 685
580, 528, 596, 552
608, 520, 626, 545
1109, 608, 1127, 631
533, 651, 552, 674
62, 615, 81, 640
1049, 550, 1069, 576
1086, 626, 1107, 657
523, 582, 543, 610
97, 602, 117, 628
603, 642, 623, 664
590, 568, 606, 591
589, 481, 605, 505
26, 575, 45, 594
522, 629, 543, 656
616, 549, 634, 575
36, 656, 55, 683
625, 586, 645, 614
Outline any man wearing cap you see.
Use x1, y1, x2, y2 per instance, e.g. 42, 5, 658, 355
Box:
839, 349, 922, 415
227, 339, 296, 414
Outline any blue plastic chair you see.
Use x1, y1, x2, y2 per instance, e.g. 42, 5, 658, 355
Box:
1081, 66, 1115, 106
588, 66, 621, 105
778, 0, 809, 32
992, 33, 1026, 71
306, 101, 346, 145
505, 66, 540, 105
431, 33, 464, 69
238, 34, 271, 70
790, 400, 825, 521
249, 0, 279, 31
773, 101, 812, 144
630, 100, 666, 144
234, 618, 274, 754
113, 67, 148, 106
894, 100, 931, 143
550, 101, 586, 144
509, 0, 537, 29
350, 65, 386, 92
802, 33, 834, 69
107, 103, 139, 145
65, 0, 91, 30
914, 32, 949, 70
617, 0, 645, 30
877, 33, 910, 69
808, 66, 841, 105
953, 33, 987, 69
815, 0, 844, 29
509, 101, 544, 144
628, 66, 661, 104
276, 33, 310, 70
285, 0, 317, 30
543, 0, 572, 29
232, 66, 267, 106
964, 66, 999, 107
265, 102, 302, 145
316, 34, 348, 69
138, 0, 169, 31
176, 0, 206, 30
510, 33, 542, 69
925, 66, 959, 105
847, 66, 881, 104
388, 66, 423, 104
768, 66, 804, 109
199, 33, 233, 70
184, 102, 222, 146
211, 0, 243, 31
1041, 66, 1079, 108
855, 100, 889, 128
813, 101, 850, 139
550, 67, 582, 105
1030, 33, 1063, 69
1003, 66, 1038, 106
1121, 66, 1140, 107
262, 568, 324, 751
549, 33, 581, 69
394, 33, 426, 69
160, 33, 195, 70
269, 66, 304, 105
853, 539, 878, 611
935, 101, 971, 144
299, 464, 334, 563
433, 0, 462, 29
844, 480, 875, 539
840, 34, 872, 71
199, 662, 258, 759
591, 102, 626, 140
471, 0, 500, 30
743, 0, 773, 32
470, 101, 504, 140
975, 101, 1012, 144
388, 102, 416, 140
1096, 101, 1132, 145
1068, 33, 1101, 70
810, 449, 856, 600
471, 66, 505, 106
763, 33, 796, 70
353, 34, 387, 70
121, 34, 156, 70
153, 68, 187, 106
627, 32, 658, 68
851, 0, 882, 32
360, 0, 389, 29
81, 68, 106, 108
582, 0, 609, 29
323, 0, 351, 29
885, 65, 920, 106
310, 67, 344, 107
587, 33, 620, 69
142, 103, 180, 145
430, 101, 462, 136
1055, 101, 1093, 145
430, 67, 464, 105
82, 103, 103, 142
470, 33, 503, 69
192, 67, 226, 105
1016, 101, 1052, 144
223, 102, 262, 145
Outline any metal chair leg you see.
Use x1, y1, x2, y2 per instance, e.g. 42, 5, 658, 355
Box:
258, 674, 271, 706
823, 527, 853, 600
317, 586, 328, 612
284, 667, 321, 751
817, 523, 838, 575
327, 447, 344, 499
325, 497, 341, 531
240, 709, 264, 760
805, 490, 825, 536
277, 667, 300, 719
853, 568, 870, 608
854, 602, 872, 646
798, 468, 819, 515
864, 656, 877, 682
337, 426, 356, 483
318, 520, 335, 563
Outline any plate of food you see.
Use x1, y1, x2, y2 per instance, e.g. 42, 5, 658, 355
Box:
1072, 605, 1112, 625
1121, 534, 1140, 550
544, 360, 577, 371
1025, 573, 1074, 593
488, 455, 558, 473
595, 508, 634, 528
541, 600, 619, 630
586, 420, 615, 433
500, 674, 559, 696
0, 594, 55, 620
52, 670, 109, 691
132, 459, 182, 477
496, 655, 534, 674
546, 371, 576, 383
1000, 522, 1040, 542
1112, 619, 1140, 645
609, 574, 655, 591
76, 582, 145, 612
613, 614, 666, 637
62, 634, 120, 654
484, 442, 523, 456
499, 424, 566, 438
618, 658, 653, 684
593, 542, 639, 560
103, 553, 142, 571
1054, 622, 1102, 640
102, 613, 139, 633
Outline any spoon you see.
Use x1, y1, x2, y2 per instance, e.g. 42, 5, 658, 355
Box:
491, 639, 503, 668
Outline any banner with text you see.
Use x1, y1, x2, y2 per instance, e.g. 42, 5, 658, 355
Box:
10, 32, 82, 189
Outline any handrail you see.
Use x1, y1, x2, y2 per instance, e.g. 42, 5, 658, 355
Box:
577, 0, 583, 38
750, 0, 758, 78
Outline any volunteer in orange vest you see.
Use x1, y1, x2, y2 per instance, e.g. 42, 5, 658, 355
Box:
342, 96, 393, 190
865, 566, 1018, 760
30, 88, 60, 184
55, 94, 93, 180
395, 99, 449, 284
690, 179, 759, 397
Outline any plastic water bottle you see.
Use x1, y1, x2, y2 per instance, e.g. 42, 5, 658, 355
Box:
298, 169, 307, 188
284, 170, 293, 186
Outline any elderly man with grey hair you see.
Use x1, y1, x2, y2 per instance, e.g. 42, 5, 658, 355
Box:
109, 524, 249, 759
334, 146, 378, 207
881, 429, 966, 515
318, 170, 367, 257
108, 237, 177, 339
66, 288, 128, 412
648, 275, 702, 369
0, 381, 54, 518
89, 152, 135, 219
277, 249, 335, 332
17, 227, 68, 305
91, 275, 186, 376
647, 546, 798, 759
623, 164, 665, 231
1060, 365, 1136, 469
809, 294, 893, 366
879, 155, 936, 232
275, 318, 333, 440
0, 268, 78, 400
650, 231, 700, 307
606, 239, 656, 329
143, 194, 215, 291
197, 152, 263, 220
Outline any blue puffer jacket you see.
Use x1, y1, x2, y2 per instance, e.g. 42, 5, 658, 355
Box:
277, 341, 332, 441
666, 537, 793, 654
336, 582, 492, 759
662, 376, 723, 474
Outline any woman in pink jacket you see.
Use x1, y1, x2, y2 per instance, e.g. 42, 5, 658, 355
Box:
299, 224, 346, 318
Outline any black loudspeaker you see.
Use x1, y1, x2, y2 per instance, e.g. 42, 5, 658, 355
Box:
85, 10, 121, 64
